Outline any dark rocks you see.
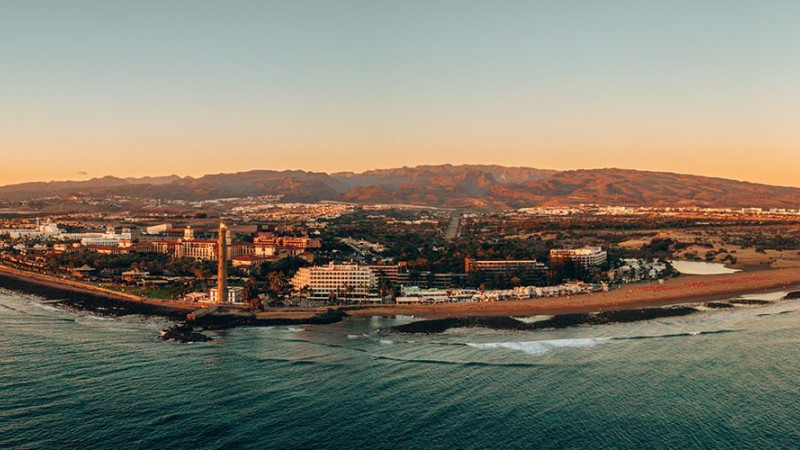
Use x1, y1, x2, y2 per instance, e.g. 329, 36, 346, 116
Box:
392, 307, 700, 334
190, 308, 349, 330
729, 299, 773, 306
158, 323, 212, 343
705, 302, 735, 309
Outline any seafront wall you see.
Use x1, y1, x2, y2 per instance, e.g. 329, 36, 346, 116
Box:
0, 264, 194, 317
0, 264, 144, 302
0, 264, 346, 327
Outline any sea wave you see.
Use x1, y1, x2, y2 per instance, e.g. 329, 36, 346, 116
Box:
26, 301, 60, 312
612, 329, 739, 341
740, 292, 788, 301
465, 329, 738, 355
84, 315, 114, 321
467, 338, 609, 355
757, 310, 794, 317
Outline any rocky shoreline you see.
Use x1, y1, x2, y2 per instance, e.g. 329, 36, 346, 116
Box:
391, 306, 699, 334
0, 269, 349, 342
159, 308, 350, 342
390, 294, 794, 334
0, 271, 191, 319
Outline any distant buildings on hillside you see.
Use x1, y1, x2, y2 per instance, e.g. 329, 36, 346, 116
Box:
0, 221, 133, 248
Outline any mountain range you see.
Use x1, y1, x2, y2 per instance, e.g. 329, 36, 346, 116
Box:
1, 165, 798, 209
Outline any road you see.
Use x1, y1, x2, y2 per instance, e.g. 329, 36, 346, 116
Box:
443, 214, 461, 241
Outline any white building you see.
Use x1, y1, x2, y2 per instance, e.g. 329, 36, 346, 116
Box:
550, 247, 607, 269
292, 263, 379, 303
0, 221, 64, 239
145, 223, 172, 235
79, 228, 132, 247
396, 286, 477, 304
209, 286, 245, 304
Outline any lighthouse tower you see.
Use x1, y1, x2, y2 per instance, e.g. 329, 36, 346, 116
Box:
216, 222, 228, 304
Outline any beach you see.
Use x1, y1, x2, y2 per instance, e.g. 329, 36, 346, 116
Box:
346, 268, 800, 319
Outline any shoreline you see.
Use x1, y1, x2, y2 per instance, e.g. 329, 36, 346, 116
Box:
2, 263, 800, 326
345, 268, 800, 319
0, 264, 346, 328
0, 264, 195, 319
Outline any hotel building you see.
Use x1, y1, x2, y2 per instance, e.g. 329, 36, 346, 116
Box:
464, 258, 547, 273
292, 263, 379, 303
549, 247, 608, 269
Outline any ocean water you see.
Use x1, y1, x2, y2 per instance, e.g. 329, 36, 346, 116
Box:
1, 289, 798, 449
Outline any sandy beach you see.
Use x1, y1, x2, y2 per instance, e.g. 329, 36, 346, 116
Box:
345, 268, 800, 319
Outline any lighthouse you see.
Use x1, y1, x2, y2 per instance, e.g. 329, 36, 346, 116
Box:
216, 222, 228, 304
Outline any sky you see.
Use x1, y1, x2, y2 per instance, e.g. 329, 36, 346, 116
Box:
1, 0, 799, 186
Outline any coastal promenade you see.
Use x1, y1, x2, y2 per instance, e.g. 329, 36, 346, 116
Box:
0, 264, 196, 315
3, 263, 800, 324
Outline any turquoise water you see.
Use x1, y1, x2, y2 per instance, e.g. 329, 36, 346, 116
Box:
1, 288, 798, 449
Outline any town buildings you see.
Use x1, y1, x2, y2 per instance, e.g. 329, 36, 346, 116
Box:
0, 221, 63, 239
464, 258, 547, 273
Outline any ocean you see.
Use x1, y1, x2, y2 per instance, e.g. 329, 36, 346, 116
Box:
1, 288, 798, 449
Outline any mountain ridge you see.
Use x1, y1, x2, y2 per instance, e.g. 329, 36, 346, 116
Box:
1, 165, 798, 209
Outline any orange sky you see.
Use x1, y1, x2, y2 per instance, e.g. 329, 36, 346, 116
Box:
2, 1, 799, 187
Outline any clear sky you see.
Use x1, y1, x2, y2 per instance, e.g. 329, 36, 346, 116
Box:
1, 1, 799, 186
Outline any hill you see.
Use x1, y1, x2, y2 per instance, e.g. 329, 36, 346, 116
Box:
1, 165, 798, 209
490, 169, 800, 208
0, 175, 181, 201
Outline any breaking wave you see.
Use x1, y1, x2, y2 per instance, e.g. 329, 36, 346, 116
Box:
465, 329, 739, 355
26, 301, 60, 312
467, 338, 609, 355
612, 329, 739, 341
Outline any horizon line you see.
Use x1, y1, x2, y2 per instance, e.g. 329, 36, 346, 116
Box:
0, 163, 795, 190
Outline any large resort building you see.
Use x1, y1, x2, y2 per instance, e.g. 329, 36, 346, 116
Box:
292, 262, 379, 303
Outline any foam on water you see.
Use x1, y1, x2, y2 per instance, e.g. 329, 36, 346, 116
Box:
85, 314, 114, 321
512, 315, 555, 323
739, 291, 788, 301
26, 300, 60, 312
467, 337, 609, 355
